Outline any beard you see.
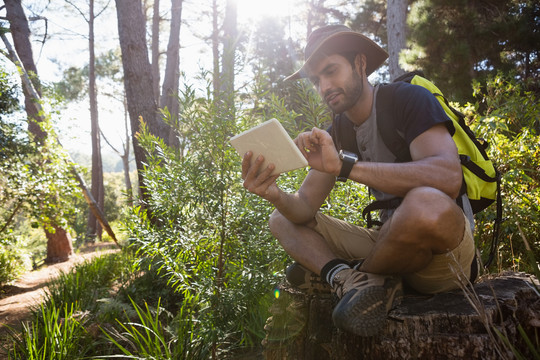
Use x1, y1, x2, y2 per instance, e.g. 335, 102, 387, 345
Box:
324, 69, 364, 114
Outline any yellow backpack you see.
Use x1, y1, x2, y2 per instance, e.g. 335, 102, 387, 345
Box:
408, 73, 498, 210
377, 71, 502, 267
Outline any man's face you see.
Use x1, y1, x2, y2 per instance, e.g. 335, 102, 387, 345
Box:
307, 53, 364, 114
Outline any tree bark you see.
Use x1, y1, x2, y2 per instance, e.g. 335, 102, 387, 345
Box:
151, 0, 161, 106
5, 0, 74, 262
45, 225, 74, 263
99, 95, 133, 206
115, 0, 167, 202
306, 0, 327, 40
387, 0, 408, 81
263, 272, 539, 360
121, 95, 133, 205
211, 0, 220, 95
87, 0, 105, 241
160, 0, 183, 148
221, 0, 237, 91
220, 0, 237, 114
4, 0, 46, 142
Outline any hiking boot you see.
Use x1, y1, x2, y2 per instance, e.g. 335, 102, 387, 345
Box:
285, 262, 332, 295
331, 269, 403, 337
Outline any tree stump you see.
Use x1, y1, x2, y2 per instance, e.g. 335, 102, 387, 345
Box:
262, 272, 539, 360
45, 225, 74, 263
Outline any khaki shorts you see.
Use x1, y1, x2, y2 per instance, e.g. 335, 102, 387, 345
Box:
314, 212, 475, 294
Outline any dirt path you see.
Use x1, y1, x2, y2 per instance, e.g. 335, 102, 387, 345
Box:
0, 242, 119, 339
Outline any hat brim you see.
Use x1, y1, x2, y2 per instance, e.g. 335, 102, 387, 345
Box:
285, 32, 388, 81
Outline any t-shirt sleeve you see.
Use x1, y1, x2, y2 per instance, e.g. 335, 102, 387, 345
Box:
391, 83, 454, 145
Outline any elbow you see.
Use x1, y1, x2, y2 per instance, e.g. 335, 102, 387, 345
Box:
446, 168, 463, 200
448, 184, 462, 200
440, 155, 462, 199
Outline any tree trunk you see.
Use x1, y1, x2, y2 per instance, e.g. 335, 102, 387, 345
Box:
45, 226, 74, 263
87, 0, 105, 241
160, 0, 183, 148
387, 0, 408, 81
122, 95, 133, 205
263, 272, 539, 360
212, 0, 220, 95
5, 0, 73, 262
151, 0, 161, 106
4, 0, 46, 142
306, 0, 326, 40
220, 0, 237, 113
115, 0, 167, 202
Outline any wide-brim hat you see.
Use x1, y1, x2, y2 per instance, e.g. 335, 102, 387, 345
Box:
285, 25, 388, 81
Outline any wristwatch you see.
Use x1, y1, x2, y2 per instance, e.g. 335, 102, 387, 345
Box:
337, 150, 358, 182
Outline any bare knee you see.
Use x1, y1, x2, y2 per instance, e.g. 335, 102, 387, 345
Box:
268, 209, 319, 253
268, 210, 301, 254
268, 209, 286, 238
391, 187, 464, 252
404, 187, 460, 222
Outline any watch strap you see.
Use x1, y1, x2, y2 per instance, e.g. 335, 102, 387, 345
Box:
337, 158, 355, 182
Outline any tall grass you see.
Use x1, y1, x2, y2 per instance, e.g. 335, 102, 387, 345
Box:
8, 300, 90, 360
42, 251, 133, 312
103, 294, 209, 359
6, 251, 133, 359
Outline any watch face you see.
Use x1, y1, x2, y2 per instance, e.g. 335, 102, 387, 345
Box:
339, 150, 358, 162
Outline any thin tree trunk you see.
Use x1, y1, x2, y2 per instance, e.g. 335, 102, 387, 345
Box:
122, 95, 133, 205
87, 0, 105, 241
160, 0, 183, 148
151, 0, 161, 106
212, 0, 220, 95
221, 0, 237, 97
99, 94, 133, 206
387, 0, 408, 81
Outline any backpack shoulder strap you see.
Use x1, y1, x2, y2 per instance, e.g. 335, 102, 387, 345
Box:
376, 83, 412, 163
330, 113, 360, 156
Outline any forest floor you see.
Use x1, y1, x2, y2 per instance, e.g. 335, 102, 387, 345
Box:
0, 242, 119, 342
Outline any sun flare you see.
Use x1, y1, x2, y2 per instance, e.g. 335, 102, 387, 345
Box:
236, 0, 291, 21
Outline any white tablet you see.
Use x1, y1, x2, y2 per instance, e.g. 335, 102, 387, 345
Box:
230, 118, 308, 175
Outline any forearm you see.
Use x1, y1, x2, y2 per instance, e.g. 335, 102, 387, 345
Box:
270, 190, 319, 224
348, 156, 462, 199
268, 170, 335, 225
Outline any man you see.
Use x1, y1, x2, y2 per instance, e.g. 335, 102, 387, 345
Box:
241, 25, 476, 337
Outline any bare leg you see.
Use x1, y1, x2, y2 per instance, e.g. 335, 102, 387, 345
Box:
360, 186, 465, 275
269, 210, 336, 275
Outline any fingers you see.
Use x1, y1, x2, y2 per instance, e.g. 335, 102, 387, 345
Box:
241, 152, 278, 197
241, 151, 253, 179
294, 134, 309, 158
242, 152, 269, 180
295, 128, 322, 158
309, 127, 328, 144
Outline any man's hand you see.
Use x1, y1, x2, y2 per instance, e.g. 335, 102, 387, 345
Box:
295, 127, 341, 176
242, 151, 281, 203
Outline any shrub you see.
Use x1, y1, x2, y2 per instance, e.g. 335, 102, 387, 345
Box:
0, 242, 30, 287
468, 74, 540, 272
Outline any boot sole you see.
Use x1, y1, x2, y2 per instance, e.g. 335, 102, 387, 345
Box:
332, 278, 403, 337
332, 286, 386, 336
